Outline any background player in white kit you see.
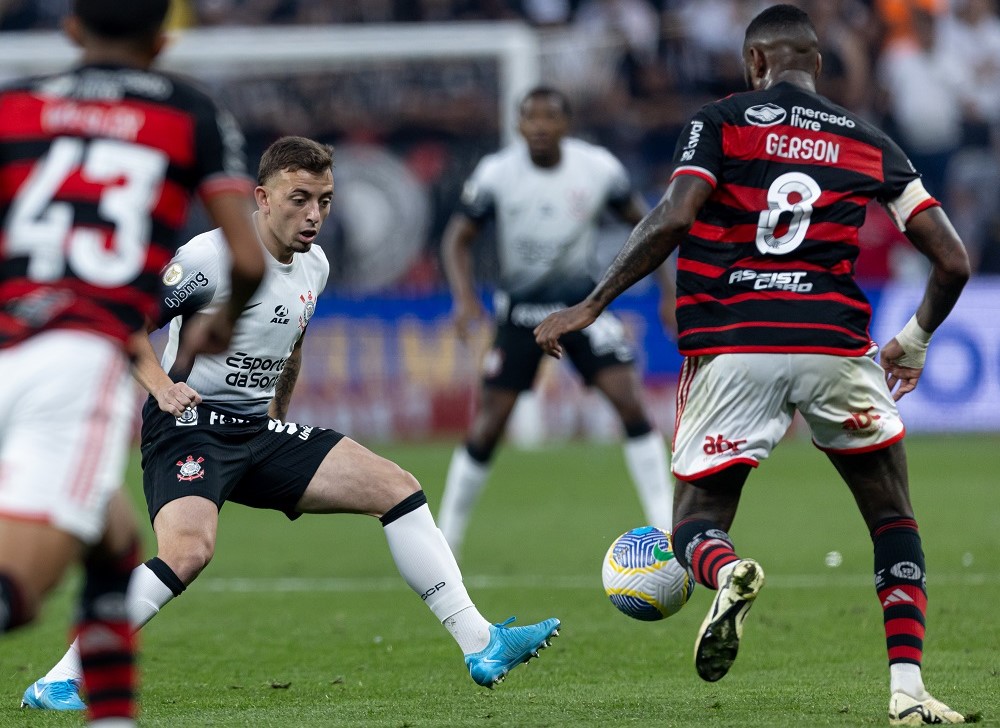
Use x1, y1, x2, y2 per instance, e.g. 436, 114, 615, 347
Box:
25, 136, 560, 709
437, 85, 675, 559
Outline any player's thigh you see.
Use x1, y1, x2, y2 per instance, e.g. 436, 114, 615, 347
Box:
295, 436, 420, 516
140, 424, 248, 526
791, 354, 905, 454
672, 354, 794, 481
0, 331, 134, 546
232, 420, 397, 517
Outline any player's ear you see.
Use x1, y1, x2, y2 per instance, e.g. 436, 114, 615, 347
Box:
746, 47, 768, 89
254, 185, 269, 212
62, 15, 85, 48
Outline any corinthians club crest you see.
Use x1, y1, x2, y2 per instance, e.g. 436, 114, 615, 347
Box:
298, 290, 316, 331
176, 455, 205, 481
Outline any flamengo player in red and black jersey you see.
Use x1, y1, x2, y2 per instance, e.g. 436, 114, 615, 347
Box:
537, 5, 969, 725
0, 1, 264, 725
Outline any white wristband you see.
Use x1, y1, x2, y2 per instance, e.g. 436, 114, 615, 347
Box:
891, 314, 933, 369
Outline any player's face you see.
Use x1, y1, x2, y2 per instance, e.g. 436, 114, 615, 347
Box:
257, 168, 333, 263
518, 95, 569, 161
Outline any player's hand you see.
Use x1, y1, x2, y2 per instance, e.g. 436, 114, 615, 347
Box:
154, 381, 203, 418
879, 337, 923, 401
173, 309, 237, 373
452, 296, 485, 344
534, 303, 598, 359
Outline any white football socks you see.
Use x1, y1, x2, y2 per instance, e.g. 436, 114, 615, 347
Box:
890, 662, 927, 698
43, 562, 178, 683
436, 447, 491, 557
382, 503, 491, 654
623, 431, 674, 530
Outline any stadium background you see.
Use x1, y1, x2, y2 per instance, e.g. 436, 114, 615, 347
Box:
1, 0, 999, 442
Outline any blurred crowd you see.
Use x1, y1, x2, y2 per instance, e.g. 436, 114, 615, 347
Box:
4, 0, 1000, 286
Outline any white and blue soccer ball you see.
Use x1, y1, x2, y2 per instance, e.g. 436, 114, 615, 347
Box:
602, 526, 694, 621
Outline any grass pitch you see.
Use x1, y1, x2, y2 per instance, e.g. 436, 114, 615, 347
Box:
2, 434, 997, 726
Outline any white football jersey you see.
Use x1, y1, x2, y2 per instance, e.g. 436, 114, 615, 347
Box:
157, 227, 329, 416
460, 137, 632, 303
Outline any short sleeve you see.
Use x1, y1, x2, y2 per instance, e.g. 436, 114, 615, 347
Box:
457, 156, 498, 221
156, 232, 228, 326
878, 133, 923, 203
670, 107, 724, 187
191, 96, 254, 201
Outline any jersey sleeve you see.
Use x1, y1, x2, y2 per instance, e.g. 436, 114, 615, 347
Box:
456, 156, 498, 222
156, 232, 229, 327
191, 94, 255, 201
670, 106, 724, 188
878, 134, 940, 230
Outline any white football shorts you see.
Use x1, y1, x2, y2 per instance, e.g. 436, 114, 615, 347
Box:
672, 352, 905, 482
0, 330, 136, 543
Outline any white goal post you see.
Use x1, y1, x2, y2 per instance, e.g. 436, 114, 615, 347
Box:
0, 22, 540, 143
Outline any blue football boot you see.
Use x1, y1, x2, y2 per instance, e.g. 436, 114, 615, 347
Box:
465, 616, 561, 688
20, 678, 85, 710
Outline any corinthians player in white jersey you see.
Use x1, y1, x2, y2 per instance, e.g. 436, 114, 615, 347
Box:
437, 86, 676, 558
25, 136, 560, 709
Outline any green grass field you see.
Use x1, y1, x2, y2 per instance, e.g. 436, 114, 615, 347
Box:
2, 434, 998, 727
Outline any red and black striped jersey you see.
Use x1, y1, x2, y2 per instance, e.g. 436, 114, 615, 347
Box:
670, 81, 938, 357
0, 64, 254, 348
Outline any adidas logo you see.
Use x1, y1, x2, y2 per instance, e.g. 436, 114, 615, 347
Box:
881, 588, 915, 607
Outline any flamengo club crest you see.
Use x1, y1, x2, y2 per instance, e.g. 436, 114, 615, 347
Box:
176, 455, 205, 481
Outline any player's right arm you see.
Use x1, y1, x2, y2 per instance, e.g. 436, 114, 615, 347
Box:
177, 191, 264, 362
441, 212, 485, 344
535, 175, 712, 357
174, 103, 265, 368
128, 327, 202, 418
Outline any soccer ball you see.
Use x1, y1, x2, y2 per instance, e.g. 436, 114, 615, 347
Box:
602, 526, 694, 621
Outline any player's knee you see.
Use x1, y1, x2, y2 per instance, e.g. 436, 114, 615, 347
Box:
158, 533, 215, 583
387, 465, 421, 501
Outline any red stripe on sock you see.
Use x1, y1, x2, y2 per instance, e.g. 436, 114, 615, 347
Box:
691, 539, 738, 589
872, 518, 918, 539
78, 620, 137, 721
887, 645, 923, 663
884, 617, 926, 640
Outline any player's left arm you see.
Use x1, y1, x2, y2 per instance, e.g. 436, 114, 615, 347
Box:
269, 334, 304, 421
880, 204, 971, 400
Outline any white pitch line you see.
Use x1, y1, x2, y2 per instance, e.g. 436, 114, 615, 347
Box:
200, 572, 999, 594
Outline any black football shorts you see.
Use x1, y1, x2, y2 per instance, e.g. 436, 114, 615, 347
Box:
484, 310, 636, 392
140, 403, 344, 523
